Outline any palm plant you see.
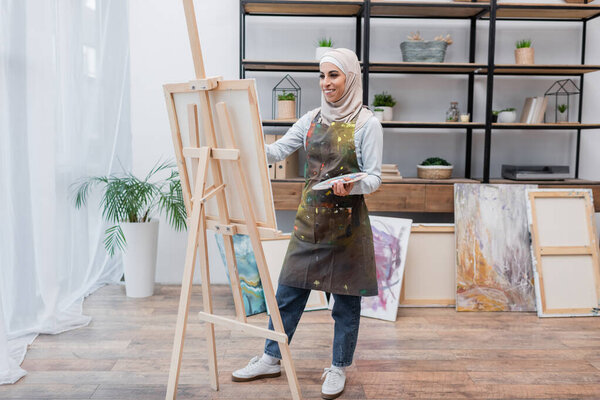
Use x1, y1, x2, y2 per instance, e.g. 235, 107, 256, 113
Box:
72, 160, 186, 256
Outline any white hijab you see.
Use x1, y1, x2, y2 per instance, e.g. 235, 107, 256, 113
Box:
317, 48, 373, 130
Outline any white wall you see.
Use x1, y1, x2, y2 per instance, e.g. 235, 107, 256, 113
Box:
129, 0, 600, 284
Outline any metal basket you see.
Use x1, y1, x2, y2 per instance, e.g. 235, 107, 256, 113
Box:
400, 41, 448, 63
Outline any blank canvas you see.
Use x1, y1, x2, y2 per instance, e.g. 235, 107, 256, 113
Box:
400, 225, 455, 307
262, 237, 328, 313
527, 189, 600, 317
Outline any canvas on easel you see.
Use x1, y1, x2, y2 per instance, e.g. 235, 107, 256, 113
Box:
162, 1, 302, 399
526, 189, 600, 317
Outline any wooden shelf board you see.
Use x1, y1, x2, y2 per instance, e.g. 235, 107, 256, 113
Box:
493, 3, 600, 20
493, 64, 600, 75
243, 60, 320, 71
370, 1, 489, 18
243, 0, 364, 16
382, 121, 484, 128
493, 123, 600, 130
370, 62, 486, 74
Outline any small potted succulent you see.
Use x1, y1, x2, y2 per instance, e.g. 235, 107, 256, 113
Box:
316, 37, 333, 60
400, 31, 453, 63
497, 107, 517, 123
557, 104, 568, 123
373, 108, 384, 122
277, 91, 296, 120
417, 157, 453, 180
373, 92, 397, 121
515, 39, 534, 65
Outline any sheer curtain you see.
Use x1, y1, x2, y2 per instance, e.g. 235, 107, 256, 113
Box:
0, 0, 130, 384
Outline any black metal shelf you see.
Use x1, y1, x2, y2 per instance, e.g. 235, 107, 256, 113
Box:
241, 0, 599, 183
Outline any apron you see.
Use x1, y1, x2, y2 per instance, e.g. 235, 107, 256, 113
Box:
278, 112, 378, 297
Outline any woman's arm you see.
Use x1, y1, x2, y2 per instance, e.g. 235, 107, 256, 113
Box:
350, 116, 383, 195
265, 112, 312, 163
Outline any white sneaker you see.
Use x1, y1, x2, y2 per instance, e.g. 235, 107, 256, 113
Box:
231, 356, 281, 382
321, 366, 346, 399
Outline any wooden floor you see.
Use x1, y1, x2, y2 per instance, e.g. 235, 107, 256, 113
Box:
3, 284, 600, 399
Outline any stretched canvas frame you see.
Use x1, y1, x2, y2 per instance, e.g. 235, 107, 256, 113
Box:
164, 79, 277, 232
526, 189, 600, 317
400, 224, 455, 307
262, 236, 329, 313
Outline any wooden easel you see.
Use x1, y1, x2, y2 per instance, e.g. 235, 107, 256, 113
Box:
164, 1, 302, 399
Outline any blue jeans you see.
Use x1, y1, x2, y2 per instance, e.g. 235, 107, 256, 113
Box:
263, 284, 361, 367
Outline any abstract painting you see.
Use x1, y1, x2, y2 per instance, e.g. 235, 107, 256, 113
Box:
360, 216, 412, 321
216, 234, 267, 316
454, 184, 537, 312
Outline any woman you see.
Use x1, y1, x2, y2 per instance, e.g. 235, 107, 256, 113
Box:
232, 48, 383, 400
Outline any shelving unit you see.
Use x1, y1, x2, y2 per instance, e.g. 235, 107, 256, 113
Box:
240, 0, 600, 213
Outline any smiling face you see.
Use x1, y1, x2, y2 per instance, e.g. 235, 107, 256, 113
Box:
320, 62, 346, 103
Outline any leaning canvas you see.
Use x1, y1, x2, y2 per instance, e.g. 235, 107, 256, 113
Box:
455, 184, 537, 312
359, 216, 412, 321
216, 234, 267, 316
526, 189, 600, 317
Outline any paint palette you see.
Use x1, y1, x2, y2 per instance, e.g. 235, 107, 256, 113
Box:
312, 172, 368, 191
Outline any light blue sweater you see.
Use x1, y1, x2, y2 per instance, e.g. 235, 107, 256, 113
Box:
266, 111, 383, 195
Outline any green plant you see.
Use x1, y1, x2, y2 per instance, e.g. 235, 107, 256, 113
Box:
317, 37, 333, 47
72, 160, 186, 256
558, 104, 568, 113
374, 108, 384, 112
500, 107, 516, 112
420, 157, 451, 166
492, 110, 501, 116
373, 92, 397, 107
516, 39, 532, 49
277, 92, 296, 101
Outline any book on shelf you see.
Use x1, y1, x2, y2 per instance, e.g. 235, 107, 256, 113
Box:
520, 96, 548, 124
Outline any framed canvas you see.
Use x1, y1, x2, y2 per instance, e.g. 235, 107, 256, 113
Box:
400, 224, 455, 307
527, 189, 600, 317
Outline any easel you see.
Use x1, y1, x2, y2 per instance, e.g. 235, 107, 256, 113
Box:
163, 1, 302, 399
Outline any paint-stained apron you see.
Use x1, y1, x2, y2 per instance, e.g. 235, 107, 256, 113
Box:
278, 113, 378, 296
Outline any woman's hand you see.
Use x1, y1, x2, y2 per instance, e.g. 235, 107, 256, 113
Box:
332, 181, 354, 196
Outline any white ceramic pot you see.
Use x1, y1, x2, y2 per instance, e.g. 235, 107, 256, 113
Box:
315, 47, 332, 60
498, 110, 517, 123
373, 111, 384, 122
120, 220, 159, 298
379, 106, 393, 121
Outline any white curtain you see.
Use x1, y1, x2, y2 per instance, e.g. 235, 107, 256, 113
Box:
0, 0, 130, 384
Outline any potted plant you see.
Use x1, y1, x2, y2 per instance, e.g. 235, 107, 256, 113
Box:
515, 39, 534, 65
373, 92, 397, 121
417, 157, 453, 179
557, 104, 568, 123
277, 91, 296, 120
72, 161, 186, 298
497, 107, 517, 123
400, 31, 453, 63
373, 108, 384, 122
316, 37, 333, 60
491, 110, 500, 123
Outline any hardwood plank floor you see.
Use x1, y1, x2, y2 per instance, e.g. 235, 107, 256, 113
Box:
2, 284, 600, 399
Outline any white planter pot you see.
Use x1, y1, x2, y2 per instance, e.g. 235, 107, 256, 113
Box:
373, 111, 384, 122
498, 110, 517, 123
557, 111, 568, 123
120, 220, 159, 298
315, 47, 332, 60
379, 106, 393, 121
